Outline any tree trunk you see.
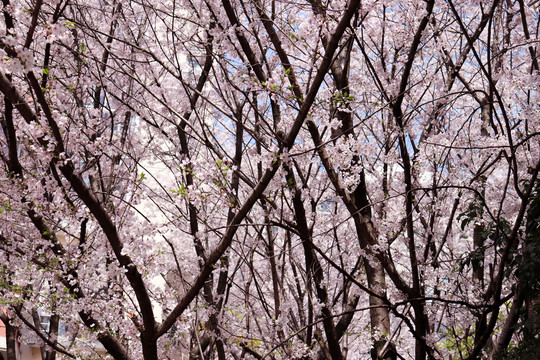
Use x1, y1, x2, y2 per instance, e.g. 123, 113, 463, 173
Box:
0, 314, 18, 360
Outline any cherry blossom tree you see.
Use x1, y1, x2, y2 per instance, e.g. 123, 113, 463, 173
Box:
0, 0, 539, 359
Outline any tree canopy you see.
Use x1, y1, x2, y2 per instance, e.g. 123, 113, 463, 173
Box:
0, 0, 539, 359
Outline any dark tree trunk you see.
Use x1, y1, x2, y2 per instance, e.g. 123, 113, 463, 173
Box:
0, 314, 18, 360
